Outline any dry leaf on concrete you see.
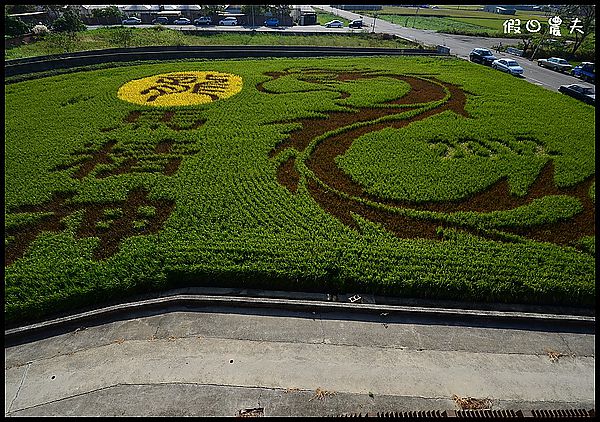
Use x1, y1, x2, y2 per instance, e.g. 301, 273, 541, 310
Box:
309, 387, 336, 401
452, 394, 492, 410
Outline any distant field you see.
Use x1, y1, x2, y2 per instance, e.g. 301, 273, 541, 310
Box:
442, 5, 486, 12
4, 27, 415, 60
376, 15, 497, 36
449, 17, 504, 31
375, 5, 549, 21
364, 6, 564, 37
5, 56, 595, 324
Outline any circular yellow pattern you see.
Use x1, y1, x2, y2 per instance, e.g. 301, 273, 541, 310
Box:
117, 71, 243, 106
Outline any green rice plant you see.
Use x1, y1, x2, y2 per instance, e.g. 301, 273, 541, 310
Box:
103, 208, 123, 219
4, 56, 595, 324
96, 220, 112, 231
132, 219, 149, 230
137, 206, 156, 218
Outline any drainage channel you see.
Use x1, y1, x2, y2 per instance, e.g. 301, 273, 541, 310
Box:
333, 408, 595, 417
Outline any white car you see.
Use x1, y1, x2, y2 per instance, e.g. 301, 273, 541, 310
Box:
173, 18, 191, 25
122, 17, 142, 25
324, 20, 343, 28
491, 58, 524, 76
219, 17, 238, 26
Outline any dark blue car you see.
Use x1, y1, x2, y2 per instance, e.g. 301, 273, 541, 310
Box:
571, 62, 595, 84
264, 18, 279, 27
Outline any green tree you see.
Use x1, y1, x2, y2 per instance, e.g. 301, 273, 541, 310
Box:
41, 5, 66, 21
51, 8, 86, 33
201, 5, 223, 16
268, 5, 291, 18
5, 15, 32, 37
5, 5, 37, 14
91, 6, 123, 19
92, 6, 124, 25
241, 5, 269, 16
559, 5, 595, 57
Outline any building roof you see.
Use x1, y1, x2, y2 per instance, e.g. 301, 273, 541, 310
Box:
81, 5, 119, 10
120, 5, 152, 12
291, 5, 315, 13
174, 5, 202, 11
7, 11, 47, 17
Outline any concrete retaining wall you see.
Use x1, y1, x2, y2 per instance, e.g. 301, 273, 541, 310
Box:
5, 45, 450, 78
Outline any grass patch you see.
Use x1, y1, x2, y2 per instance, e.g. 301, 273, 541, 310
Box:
5, 27, 416, 60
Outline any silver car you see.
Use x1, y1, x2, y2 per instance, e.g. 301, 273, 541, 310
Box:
324, 20, 343, 28
122, 17, 142, 25
491, 58, 524, 76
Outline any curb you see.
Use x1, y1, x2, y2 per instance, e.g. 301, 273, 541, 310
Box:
5, 292, 595, 339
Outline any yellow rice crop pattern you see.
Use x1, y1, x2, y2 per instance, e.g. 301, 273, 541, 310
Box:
117, 71, 243, 106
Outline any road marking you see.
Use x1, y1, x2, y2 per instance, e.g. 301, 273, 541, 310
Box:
525, 76, 550, 87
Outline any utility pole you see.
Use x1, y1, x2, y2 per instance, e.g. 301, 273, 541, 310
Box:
530, 27, 547, 61
372, 13, 377, 33
412, 6, 419, 28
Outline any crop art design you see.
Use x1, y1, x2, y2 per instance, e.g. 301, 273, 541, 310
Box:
5, 131, 196, 266
5, 72, 234, 266
5, 190, 174, 263
262, 68, 595, 248
118, 71, 243, 106
4, 59, 596, 320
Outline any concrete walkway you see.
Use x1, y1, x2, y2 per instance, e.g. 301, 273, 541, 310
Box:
5, 304, 595, 416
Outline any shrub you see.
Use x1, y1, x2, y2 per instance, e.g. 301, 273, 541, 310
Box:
5, 15, 32, 37
51, 9, 86, 33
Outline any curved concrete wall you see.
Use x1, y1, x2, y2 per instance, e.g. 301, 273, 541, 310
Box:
5, 45, 447, 77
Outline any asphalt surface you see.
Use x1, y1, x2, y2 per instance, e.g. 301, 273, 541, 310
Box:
316, 5, 595, 93
4, 295, 595, 416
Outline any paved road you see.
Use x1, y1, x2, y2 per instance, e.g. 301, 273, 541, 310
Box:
5, 303, 594, 416
89, 18, 594, 94
87, 23, 368, 34
315, 5, 595, 93
93, 17, 595, 94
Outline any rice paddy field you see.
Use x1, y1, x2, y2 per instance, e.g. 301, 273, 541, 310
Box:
4, 56, 595, 324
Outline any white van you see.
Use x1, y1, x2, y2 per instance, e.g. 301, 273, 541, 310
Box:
219, 17, 238, 26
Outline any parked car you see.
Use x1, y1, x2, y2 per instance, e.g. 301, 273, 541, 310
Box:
469, 48, 497, 66
152, 16, 169, 25
122, 17, 142, 25
219, 17, 238, 26
571, 62, 595, 84
537, 57, 573, 73
324, 20, 343, 28
194, 16, 212, 25
558, 84, 595, 106
173, 17, 191, 25
491, 58, 523, 76
348, 19, 363, 28
264, 17, 279, 27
